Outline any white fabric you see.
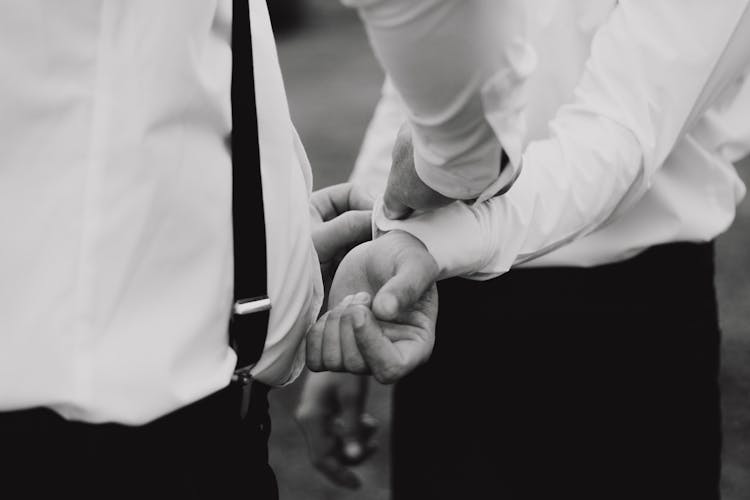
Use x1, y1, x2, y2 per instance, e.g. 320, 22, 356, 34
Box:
343, 0, 531, 200
0, 0, 323, 424
351, 0, 750, 280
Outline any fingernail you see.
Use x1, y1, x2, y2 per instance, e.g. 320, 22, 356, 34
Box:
379, 294, 398, 317
352, 310, 366, 329
383, 202, 403, 220
353, 292, 370, 304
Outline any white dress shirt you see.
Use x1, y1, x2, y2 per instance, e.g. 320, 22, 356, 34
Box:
0, 0, 323, 424
348, 0, 750, 279
343, 0, 530, 201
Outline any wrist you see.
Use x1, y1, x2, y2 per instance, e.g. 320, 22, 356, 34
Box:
373, 198, 485, 280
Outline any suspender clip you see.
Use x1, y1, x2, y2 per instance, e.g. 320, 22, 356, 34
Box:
234, 295, 271, 316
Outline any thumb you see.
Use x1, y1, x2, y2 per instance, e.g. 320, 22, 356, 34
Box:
372, 249, 438, 322
383, 121, 416, 220
383, 186, 412, 220
349, 305, 405, 385
313, 210, 372, 262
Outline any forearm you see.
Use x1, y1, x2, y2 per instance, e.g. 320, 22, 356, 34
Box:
342, 0, 529, 200
373, 117, 644, 279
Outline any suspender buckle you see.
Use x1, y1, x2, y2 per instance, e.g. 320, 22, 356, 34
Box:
234, 295, 271, 316
230, 295, 271, 381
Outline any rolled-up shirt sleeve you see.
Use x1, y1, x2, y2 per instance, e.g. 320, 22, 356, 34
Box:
373, 0, 750, 279
342, 0, 533, 200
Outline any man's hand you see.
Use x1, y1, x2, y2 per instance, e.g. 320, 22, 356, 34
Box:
310, 183, 374, 285
382, 123, 453, 220
306, 230, 439, 384
295, 371, 377, 490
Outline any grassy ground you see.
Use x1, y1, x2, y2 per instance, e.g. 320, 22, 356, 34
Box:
269, 2, 750, 499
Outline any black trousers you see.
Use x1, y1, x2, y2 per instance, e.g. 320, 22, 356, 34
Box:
393, 242, 721, 500
0, 381, 277, 499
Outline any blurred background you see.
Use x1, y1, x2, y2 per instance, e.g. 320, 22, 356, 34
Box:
267, 2, 750, 499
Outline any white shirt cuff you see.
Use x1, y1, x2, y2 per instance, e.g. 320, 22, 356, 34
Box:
372, 197, 485, 280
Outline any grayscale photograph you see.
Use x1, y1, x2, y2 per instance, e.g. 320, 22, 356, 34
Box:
1, 1, 749, 499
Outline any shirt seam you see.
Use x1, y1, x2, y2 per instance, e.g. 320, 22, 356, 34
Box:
69, 1, 110, 418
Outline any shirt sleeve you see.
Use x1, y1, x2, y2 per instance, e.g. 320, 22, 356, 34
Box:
292, 124, 325, 320
341, 0, 533, 201
373, 0, 750, 280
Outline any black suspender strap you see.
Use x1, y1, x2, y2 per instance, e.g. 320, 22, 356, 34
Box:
229, 0, 271, 378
